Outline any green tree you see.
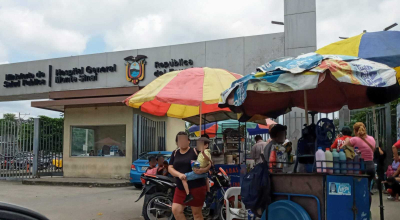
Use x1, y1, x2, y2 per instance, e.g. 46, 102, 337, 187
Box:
3, 113, 16, 121
38, 115, 64, 153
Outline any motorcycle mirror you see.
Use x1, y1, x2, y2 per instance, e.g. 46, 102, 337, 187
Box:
219, 167, 228, 176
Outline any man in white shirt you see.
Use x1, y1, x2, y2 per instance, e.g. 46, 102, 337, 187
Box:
250, 135, 267, 165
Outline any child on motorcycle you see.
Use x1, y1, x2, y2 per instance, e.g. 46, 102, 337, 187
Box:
182, 137, 212, 204
145, 156, 158, 175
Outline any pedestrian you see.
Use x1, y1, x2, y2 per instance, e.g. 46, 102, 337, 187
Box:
331, 126, 352, 151
372, 143, 386, 192
250, 135, 267, 165
343, 122, 376, 188
169, 131, 211, 220
263, 124, 288, 169
181, 137, 212, 204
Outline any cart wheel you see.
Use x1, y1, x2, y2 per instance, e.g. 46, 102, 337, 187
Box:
266, 200, 311, 220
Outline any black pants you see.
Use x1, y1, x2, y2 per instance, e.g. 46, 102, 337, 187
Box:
376, 167, 389, 190
364, 161, 375, 208
365, 161, 375, 189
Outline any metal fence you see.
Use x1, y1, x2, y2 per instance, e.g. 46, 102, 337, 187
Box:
0, 119, 35, 179
133, 114, 166, 160
350, 106, 390, 148
0, 118, 64, 180
36, 118, 64, 177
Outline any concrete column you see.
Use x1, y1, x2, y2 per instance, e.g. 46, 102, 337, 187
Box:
282, 0, 317, 139
284, 0, 317, 56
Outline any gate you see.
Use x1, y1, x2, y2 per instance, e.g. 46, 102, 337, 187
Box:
133, 114, 166, 160
36, 118, 64, 177
0, 117, 63, 179
350, 105, 392, 148
0, 119, 35, 179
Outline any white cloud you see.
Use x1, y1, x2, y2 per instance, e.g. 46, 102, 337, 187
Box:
0, 42, 8, 64
0, 0, 400, 118
317, 0, 400, 48
0, 7, 88, 57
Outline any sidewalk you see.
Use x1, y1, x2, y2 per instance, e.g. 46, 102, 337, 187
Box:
22, 176, 133, 187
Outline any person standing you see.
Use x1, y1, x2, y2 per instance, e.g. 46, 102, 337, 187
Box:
331, 126, 352, 151
169, 132, 211, 220
343, 122, 376, 186
374, 144, 386, 184
263, 124, 288, 166
250, 135, 267, 165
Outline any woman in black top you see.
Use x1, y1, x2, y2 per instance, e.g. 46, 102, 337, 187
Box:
169, 132, 211, 220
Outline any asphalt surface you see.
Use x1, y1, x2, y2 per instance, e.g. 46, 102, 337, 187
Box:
0, 181, 144, 220
0, 180, 398, 220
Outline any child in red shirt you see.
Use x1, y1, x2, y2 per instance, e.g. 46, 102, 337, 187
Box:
331, 126, 352, 151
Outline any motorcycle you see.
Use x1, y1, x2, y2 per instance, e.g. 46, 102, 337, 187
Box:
136, 167, 231, 220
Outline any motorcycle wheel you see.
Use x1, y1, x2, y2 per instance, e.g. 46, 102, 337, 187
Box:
217, 200, 226, 220
144, 193, 175, 220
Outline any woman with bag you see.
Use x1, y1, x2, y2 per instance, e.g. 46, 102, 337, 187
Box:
343, 122, 376, 186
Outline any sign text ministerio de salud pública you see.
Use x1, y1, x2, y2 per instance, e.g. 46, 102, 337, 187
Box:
3, 64, 117, 88
3, 57, 194, 88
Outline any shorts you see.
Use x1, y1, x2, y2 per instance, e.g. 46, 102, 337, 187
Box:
173, 185, 207, 207
185, 171, 208, 181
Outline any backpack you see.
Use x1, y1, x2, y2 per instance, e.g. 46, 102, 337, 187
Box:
241, 160, 271, 217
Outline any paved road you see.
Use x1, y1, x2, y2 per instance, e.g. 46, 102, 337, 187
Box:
0, 180, 398, 220
0, 181, 144, 220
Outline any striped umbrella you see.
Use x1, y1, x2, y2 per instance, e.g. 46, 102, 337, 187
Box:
219, 53, 398, 122
317, 30, 400, 79
124, 67, 242, 127
188, 122, 219, 138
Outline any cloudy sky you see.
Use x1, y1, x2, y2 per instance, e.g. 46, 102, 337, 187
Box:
0, 0, 399, 118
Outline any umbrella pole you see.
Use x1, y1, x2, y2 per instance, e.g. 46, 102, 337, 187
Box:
199, 103, 203, 137
203, 114, 206, 136
304, 90, 309, 125
244, 122, 247, 165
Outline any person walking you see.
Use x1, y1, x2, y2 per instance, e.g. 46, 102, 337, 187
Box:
169, 131, 211, 220
250, 135, 267, 165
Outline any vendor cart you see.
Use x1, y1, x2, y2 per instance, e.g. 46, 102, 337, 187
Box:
249, 114, 372, 220
269, 173, 370, 220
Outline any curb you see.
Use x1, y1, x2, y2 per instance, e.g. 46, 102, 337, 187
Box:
22, 180, 133, 188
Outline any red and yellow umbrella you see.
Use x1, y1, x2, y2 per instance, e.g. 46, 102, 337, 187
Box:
124, 67, 242, 125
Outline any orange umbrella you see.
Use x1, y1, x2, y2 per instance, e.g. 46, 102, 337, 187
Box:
124, 67, 242, 126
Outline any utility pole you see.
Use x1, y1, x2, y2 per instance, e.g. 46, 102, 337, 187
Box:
18, 112, 30, 123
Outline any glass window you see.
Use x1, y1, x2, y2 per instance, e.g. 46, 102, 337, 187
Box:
71, 125, 126, 157
138, 153, 171, 161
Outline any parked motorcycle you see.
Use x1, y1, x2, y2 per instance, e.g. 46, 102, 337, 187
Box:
136, 167, 231, 220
